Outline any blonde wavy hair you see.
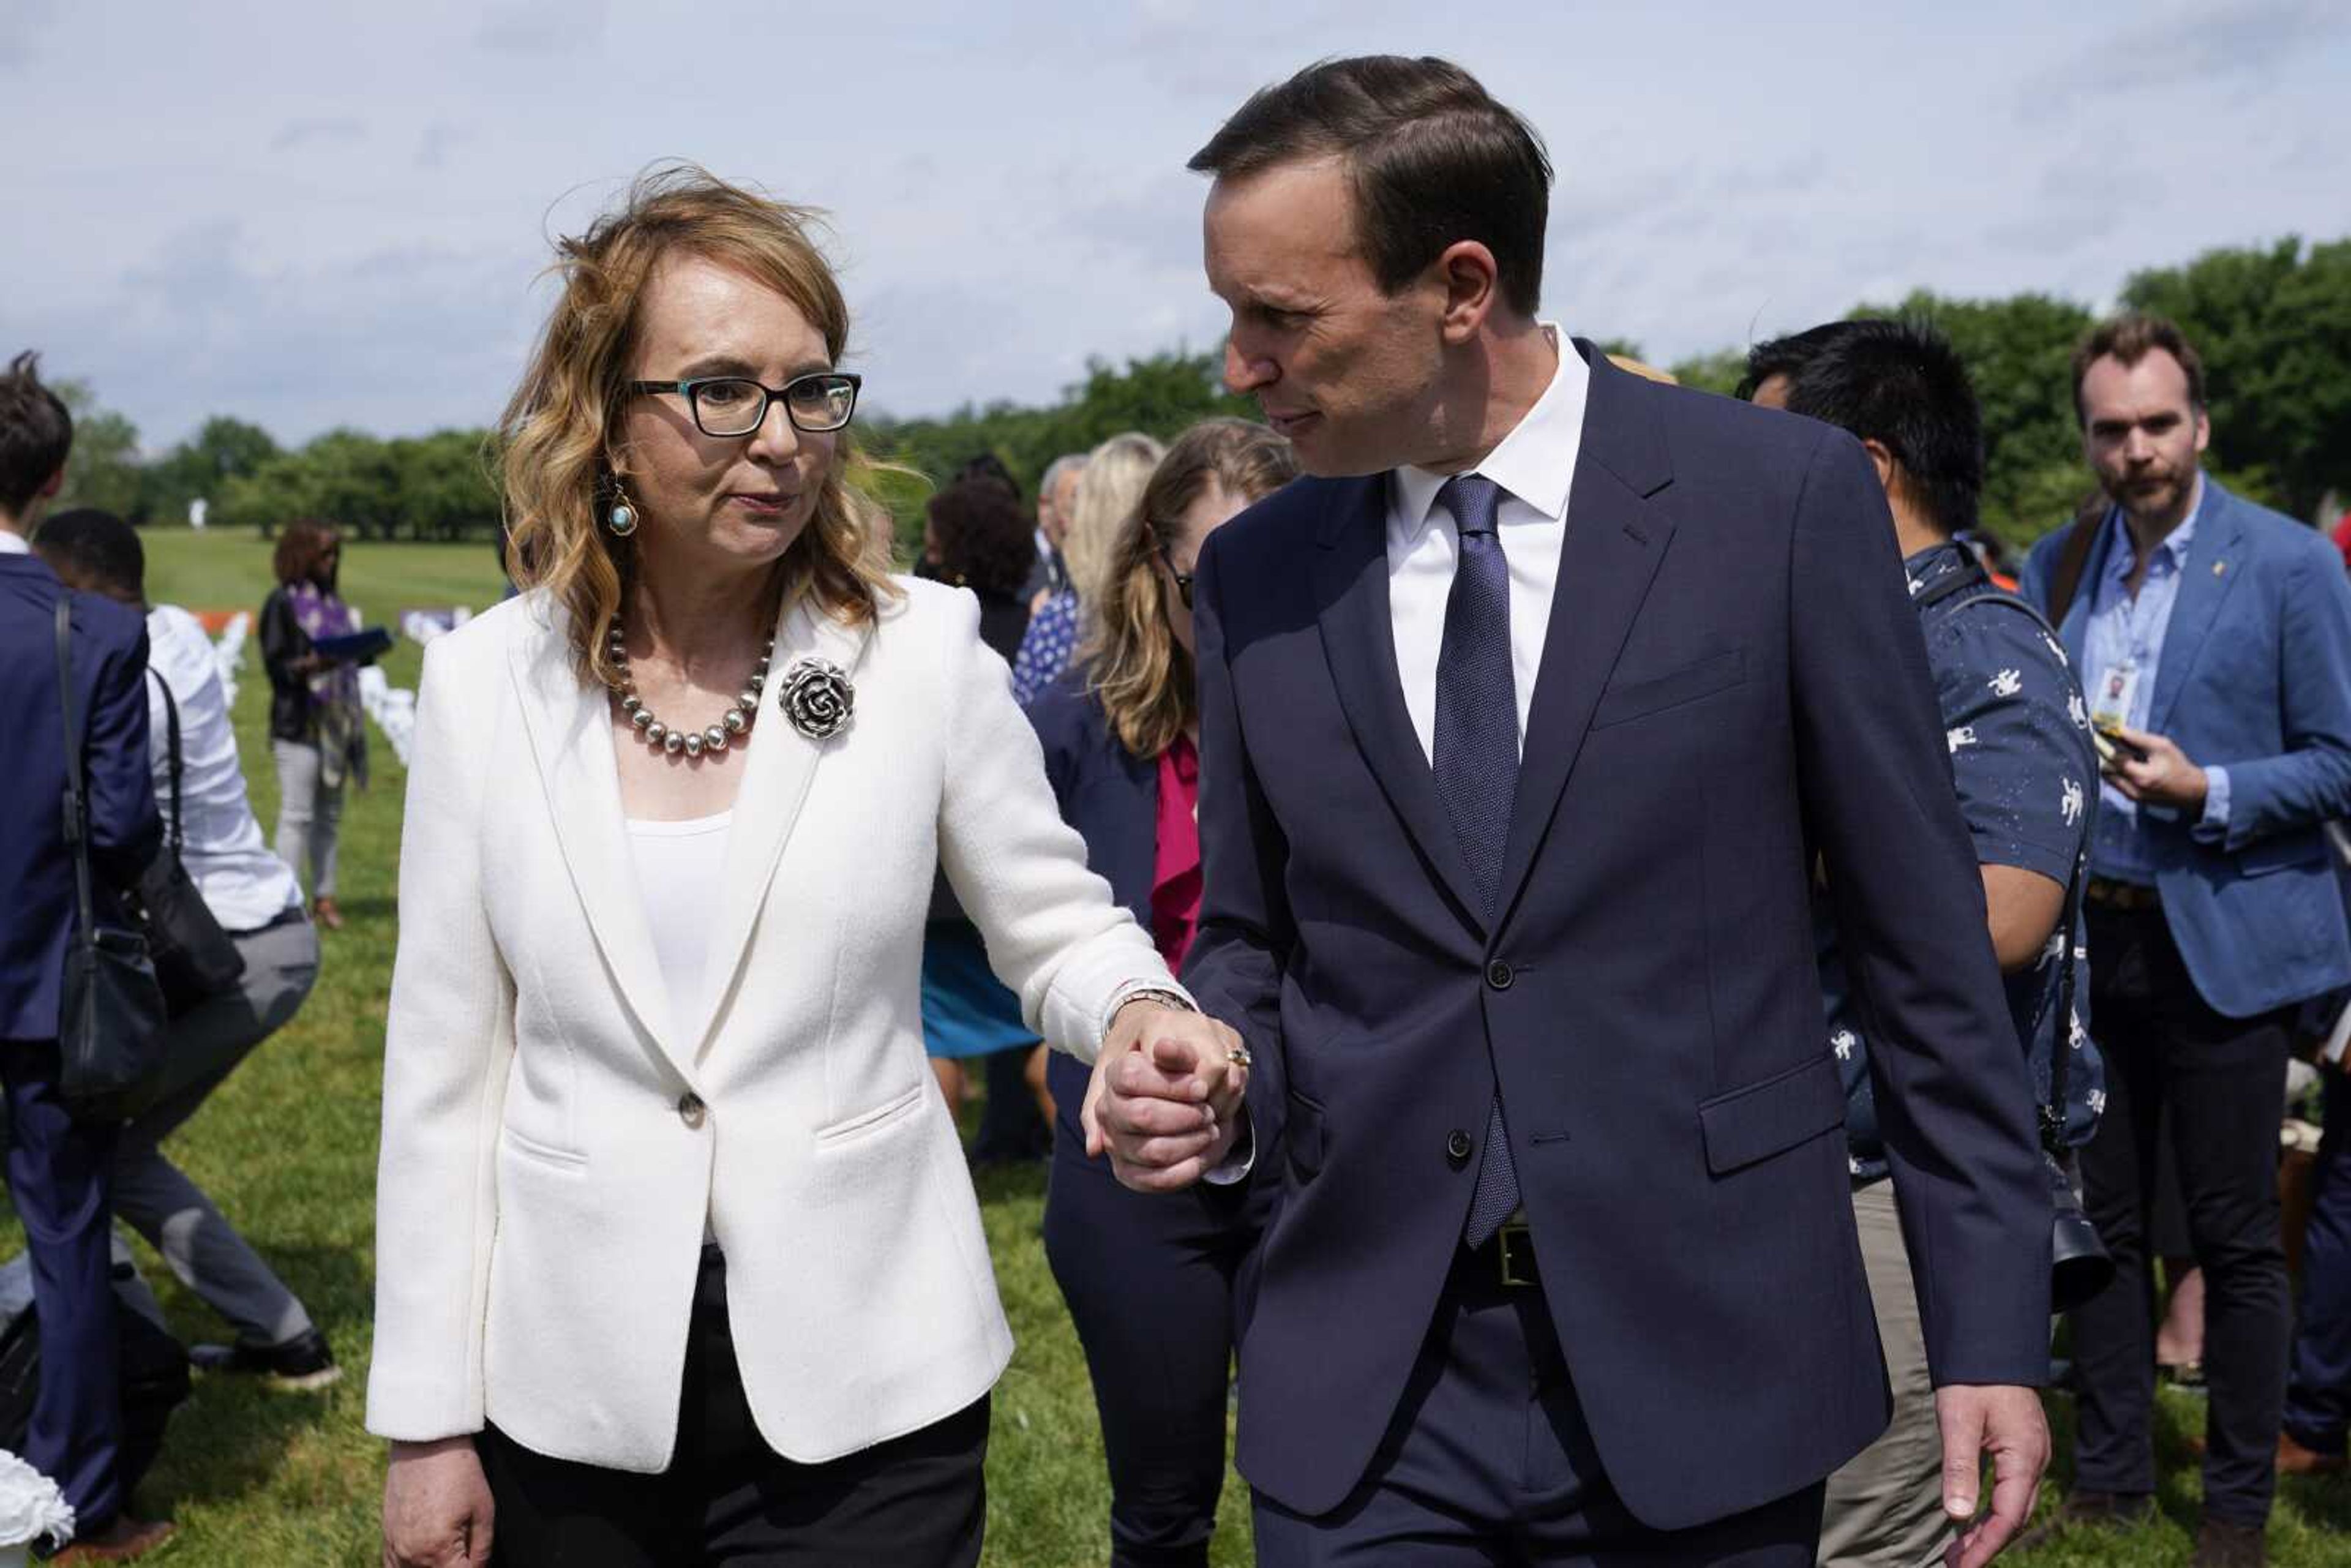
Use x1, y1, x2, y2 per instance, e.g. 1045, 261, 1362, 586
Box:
1060, 432, 1164, 613
1084, 418, 1297, 759
500, 163, 899, 688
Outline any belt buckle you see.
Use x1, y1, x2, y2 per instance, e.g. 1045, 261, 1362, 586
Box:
1497, 1221, 1537, 1288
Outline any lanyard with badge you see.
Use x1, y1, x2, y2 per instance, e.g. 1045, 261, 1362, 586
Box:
2088, 509, 2172, 760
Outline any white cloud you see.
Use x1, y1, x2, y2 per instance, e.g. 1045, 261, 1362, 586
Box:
271, 117, 366, 152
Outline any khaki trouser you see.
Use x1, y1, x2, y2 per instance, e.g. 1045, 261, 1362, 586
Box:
1818, 1180, 1956, 1568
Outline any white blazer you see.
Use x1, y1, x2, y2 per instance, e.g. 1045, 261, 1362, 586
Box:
366, 577, 1182, 1471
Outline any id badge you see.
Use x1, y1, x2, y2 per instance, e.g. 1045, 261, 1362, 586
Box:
2090, 661, 2140, 732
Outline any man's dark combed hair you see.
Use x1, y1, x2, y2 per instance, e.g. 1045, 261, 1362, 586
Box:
0, 351, 74, 518
2071, 312, 2205, 427
34, 508, 145, 601
1189, 56, 1553, 316
1741, 318, 1985, 538
927, 476, 1038, 602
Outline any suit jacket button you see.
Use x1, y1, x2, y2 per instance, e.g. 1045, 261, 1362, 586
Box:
1486, 960, 1513, 991
1446, 1129, 1474, 1168
678, 1093, 707, 1130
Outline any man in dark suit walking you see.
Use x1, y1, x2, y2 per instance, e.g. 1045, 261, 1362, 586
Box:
1092, 57, 2052, 1566
0, 352, 171, 1561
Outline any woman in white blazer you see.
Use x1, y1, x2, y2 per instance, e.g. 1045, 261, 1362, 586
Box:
370, 166, 1247, 1568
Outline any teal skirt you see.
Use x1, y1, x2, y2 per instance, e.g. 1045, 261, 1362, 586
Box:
920, 920, 1041, 1059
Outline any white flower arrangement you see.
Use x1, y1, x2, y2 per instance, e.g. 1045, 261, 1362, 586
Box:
0, 1449, 73, 1559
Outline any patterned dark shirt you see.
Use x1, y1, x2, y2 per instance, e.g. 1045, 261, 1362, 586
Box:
1011, 588, 1080, 709
1817, 542, 2105, 1182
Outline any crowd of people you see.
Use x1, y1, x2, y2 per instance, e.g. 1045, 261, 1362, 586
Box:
1, 47, 2347, 1568
0, 358, 361, 1559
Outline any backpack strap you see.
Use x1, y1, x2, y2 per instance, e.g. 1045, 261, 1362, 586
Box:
54, 598, 98, 961
2043, 509, 2105, 631
145, 669, 186, 857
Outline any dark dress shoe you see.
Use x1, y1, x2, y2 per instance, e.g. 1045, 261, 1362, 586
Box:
2012, 1490, 2158, 1552
2278, 1428, 2348, 1476
45, 1516, 175, 1562
190, 1325, 341, 1391
2192, 1518, 2267, 1568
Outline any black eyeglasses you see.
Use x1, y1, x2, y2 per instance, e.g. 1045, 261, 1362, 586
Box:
1156, 538, 1194, 610
627, 372, 862, 438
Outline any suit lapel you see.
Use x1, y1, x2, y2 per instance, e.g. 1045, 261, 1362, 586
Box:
1493, 351, 1677, 929
2149, 486, 2246, 735
692, 595, 873, 1057
509, 606, 690, 1084
1313, 477, 1489, 926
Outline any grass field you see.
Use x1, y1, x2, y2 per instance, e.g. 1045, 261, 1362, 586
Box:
2, 523, 2344, 1564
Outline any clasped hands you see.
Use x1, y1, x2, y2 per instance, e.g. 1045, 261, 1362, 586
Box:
1081, 1000, 1249, 1191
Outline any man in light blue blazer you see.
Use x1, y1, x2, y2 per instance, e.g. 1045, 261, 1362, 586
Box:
2020, 313, 2351, 1566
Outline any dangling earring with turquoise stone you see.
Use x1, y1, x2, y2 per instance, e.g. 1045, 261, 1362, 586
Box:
607, 482, 640, 538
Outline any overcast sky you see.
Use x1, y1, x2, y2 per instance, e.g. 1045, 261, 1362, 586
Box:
7, 0, 2347, 454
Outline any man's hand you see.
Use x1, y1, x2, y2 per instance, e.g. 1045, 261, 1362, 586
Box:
1081, 1000, 1247, 1192
383, 1436, 493, 1567
1937, 1384, 2050, 1568
2104, 724, 2208, 811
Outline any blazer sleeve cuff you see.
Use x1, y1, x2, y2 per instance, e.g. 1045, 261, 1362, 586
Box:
2193, 764, 2232, 839
1040, 950, 1193, 1067
1202, 1108, 1256, 1185
364, 1379, 486, 1445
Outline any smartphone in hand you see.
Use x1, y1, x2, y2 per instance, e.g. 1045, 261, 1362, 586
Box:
2092, 722, 2148, 770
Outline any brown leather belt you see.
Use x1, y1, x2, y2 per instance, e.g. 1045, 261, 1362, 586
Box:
2085, 877, 2162, 912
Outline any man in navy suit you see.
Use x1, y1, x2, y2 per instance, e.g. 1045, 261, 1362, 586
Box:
1092, 56, 2051, 1568
2018, 315, 2351, 1566
0, 352, 171, 1561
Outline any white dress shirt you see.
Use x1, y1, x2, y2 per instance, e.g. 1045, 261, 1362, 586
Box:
146, 604, 304, 932
0, 529, 28, 555
1387, 327, 1589, 761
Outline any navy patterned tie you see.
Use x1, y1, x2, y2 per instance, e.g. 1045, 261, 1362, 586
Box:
1432, 473, 1523, 1247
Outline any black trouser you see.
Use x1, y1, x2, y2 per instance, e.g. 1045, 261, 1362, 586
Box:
2284, 1071, 2351, 1454
2069, 902, 2292, 1526
478, 1247, 988, 1567
1043, 1132, 1264, 1568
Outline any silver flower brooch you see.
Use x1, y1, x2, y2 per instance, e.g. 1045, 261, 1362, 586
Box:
778, 657, 855, 740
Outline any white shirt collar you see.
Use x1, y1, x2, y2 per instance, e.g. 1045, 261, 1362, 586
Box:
0, 528, 29, 555
1391, 324, 1591, 546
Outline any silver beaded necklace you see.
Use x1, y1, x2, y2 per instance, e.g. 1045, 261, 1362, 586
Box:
608, 620, 773, 760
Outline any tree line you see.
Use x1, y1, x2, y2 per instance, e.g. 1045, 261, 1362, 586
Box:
53, 235, 2350, 554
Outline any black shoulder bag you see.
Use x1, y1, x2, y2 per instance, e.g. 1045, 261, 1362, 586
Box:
1913, 561, 2114, 1313
54, 598, 170, 1122
135, 671, 247, 1015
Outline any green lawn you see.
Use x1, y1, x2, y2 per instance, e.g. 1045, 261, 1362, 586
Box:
2, 523, 2343, 1563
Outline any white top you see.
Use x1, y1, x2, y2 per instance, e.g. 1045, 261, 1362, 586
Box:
1385, 326, 1591, 763
626, 809, 735, 1047
147, 604, 304, 931
0, 529, 28, 555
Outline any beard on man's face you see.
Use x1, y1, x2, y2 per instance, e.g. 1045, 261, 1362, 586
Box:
2106, 463, 2192, 522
